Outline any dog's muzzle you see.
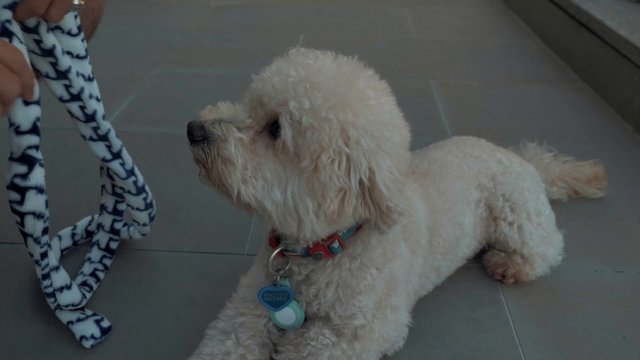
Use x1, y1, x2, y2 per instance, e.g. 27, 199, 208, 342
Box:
187, 120, 209, 144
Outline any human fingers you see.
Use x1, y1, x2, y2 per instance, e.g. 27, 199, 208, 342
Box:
0, 40, 35, 100
43, 0, 73, 23
14, 0, 51, 22
0, 63, 23, 116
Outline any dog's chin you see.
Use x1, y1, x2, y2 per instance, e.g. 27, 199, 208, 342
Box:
189, 147, 215, 184
190, 157, 257, 216
195, 162, 221, 189
190, 145, 213, 174
210, 178, 256, 216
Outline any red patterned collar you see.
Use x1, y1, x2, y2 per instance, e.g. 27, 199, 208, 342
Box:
268, 223, 364, 261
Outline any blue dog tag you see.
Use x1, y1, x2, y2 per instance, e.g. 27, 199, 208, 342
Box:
258, 285, 294, 312
257, 278, 305, 330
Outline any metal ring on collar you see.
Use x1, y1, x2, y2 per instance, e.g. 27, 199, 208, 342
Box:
268, 245, 291, 276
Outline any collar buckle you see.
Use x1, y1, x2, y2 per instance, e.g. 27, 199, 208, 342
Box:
308, 234, 346, 261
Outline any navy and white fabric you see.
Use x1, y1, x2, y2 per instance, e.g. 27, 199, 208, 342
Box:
1, 0, 156, 348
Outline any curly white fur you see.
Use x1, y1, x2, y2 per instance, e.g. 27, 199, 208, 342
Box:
187, 48, 607, 359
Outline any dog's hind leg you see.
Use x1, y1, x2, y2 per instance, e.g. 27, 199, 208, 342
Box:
482, 166, 565, 284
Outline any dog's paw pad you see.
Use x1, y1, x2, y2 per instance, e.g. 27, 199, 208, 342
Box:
482, 250, 532, 284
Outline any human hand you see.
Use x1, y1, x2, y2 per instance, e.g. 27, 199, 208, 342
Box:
14, 0, 73, 23
0, 40, 35, 117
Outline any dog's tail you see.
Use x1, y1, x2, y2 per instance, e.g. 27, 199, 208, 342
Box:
515, 142, 607, 201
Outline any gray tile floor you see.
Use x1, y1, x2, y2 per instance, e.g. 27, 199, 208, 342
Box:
1, 0, 639, 359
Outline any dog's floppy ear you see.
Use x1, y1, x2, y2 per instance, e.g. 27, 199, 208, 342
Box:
358, 154, 404, 231
316, 134, 405, 232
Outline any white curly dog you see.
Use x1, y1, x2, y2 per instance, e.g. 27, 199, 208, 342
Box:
187, 48, 606, 360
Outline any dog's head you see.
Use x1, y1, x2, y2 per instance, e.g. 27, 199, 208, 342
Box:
188, 48, 411, 244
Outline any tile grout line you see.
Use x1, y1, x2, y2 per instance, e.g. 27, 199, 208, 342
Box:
1, 241, 252, 257
108, 67, 159, 124
498, 284, 526, 360
128, 247, 252, 257
425, 77, 581, 86
154, 67, 252, 74
429, 80, 453, 138
244, 217, 256, 255
402, 8, 417, 38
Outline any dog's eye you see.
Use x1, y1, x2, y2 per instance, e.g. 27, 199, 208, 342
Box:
267, 117, 281, 140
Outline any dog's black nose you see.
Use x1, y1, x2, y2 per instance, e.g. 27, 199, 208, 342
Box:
187, 121, 209, 144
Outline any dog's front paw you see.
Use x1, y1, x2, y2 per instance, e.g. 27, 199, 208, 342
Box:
272, 320, 343, 360
190, 326, 273, 360
191, 342, 268, 360
189, 341, 237, 360
482, 249, 534, 284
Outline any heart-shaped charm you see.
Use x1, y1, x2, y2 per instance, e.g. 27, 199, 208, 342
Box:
257, 286, 294, 312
